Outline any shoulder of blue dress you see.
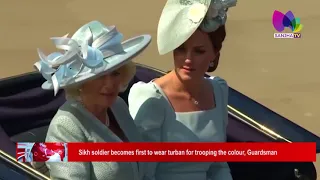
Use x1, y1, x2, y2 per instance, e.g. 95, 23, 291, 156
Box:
129, 80, 163, 99
53, 102, 80, 123
206, 76, 228, 88
114, 96, 128, 107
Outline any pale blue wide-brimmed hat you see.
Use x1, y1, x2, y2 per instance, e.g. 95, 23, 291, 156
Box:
157, 0, 237, 55
34, 21, 151, 95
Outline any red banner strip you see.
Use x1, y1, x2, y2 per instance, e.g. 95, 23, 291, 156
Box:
67, 142, 316, 162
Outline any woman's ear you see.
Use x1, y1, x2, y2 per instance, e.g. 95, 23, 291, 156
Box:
207, 52, 220, 72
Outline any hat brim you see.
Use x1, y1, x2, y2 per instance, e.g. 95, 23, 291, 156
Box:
157, 0, 211, 55
41, 34, 151, 90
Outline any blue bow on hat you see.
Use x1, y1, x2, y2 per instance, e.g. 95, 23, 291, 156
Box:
200, 0, 237, 32
33, 21, 151, 96
34, 28, 108, 96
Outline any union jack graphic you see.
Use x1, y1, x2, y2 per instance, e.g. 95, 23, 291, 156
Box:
16, 142, 34, 162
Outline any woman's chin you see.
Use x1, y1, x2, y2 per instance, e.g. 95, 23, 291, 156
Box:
97, 95, 117, 108
177, 69, 195, 80
108, 96, 118, 103
180, 75, 192, 81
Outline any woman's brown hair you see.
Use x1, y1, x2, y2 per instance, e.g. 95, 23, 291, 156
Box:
207, 25, 226, 72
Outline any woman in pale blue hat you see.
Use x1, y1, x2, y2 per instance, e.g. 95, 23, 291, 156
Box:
31, 21, 151, 180
128, 0, 236, 180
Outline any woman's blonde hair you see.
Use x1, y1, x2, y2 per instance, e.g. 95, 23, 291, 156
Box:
64, 61, 136, 99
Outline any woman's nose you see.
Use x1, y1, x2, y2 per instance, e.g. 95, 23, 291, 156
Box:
101, 76, 111, 87
184, 50, 193, 63
104, 77, 120, 88
184, 58, 192, 64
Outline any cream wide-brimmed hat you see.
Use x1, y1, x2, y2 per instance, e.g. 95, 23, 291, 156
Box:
34, 21, 151, 95
157, 0, 237, 55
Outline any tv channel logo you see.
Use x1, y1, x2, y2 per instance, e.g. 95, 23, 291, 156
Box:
272, 10, 303, 39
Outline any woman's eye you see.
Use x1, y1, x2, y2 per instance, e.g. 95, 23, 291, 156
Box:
195, 49, 205, 54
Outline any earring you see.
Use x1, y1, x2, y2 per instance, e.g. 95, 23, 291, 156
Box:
207, 52, 220, 72
209, 60, 215, 68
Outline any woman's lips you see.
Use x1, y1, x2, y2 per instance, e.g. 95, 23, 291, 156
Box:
182, 66, 195, 72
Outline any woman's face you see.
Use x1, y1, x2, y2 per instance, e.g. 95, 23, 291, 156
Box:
80, 70, 122, 108
173, 29, 216, 81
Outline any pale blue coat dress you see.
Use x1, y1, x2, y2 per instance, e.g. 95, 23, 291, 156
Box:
128, 76, 233, 180
43, 97, 145, 180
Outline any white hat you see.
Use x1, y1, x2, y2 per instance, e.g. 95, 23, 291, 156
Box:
157, 0, 236, 55
34, 21, 151, 95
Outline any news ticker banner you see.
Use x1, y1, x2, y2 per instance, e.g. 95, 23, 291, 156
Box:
16, 142, 316, 162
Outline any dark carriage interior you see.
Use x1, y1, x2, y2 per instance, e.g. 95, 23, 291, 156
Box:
0, 65, 317, 180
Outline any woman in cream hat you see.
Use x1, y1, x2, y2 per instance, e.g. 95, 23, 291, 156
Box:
128, 0, 236, 180
32, 20, 151, 180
